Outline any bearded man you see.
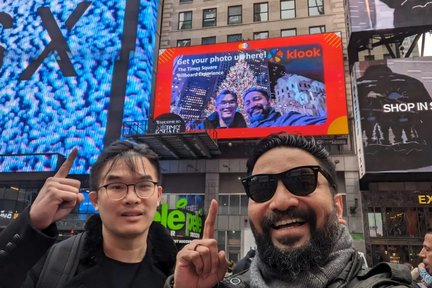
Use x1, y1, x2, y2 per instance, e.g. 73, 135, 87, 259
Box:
166, 133, 414, 288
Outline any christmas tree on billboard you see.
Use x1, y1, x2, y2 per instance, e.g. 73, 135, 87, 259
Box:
203, 57, 257, 125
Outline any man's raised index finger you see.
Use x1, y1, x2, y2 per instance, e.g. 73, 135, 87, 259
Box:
203, 199, 218, 239
54, 148, 78, 178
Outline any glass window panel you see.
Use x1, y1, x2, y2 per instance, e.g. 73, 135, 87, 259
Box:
203, 8, 217, 27
229, 195, 240, 215
253, 31, 269, 40
227, 33, 242, 42
217, 231, 226, 251
240, 195, 248, 215
308, 0, 324, 16
385, 208, 405, 237
219, 195, 229, 214
254, 2, 268, 22
179, 11, 192, 30
367, 208, 383, 237
281, 0, 295, 19
202, 36, 216, 45
405, 208, 419, 237
281, 28, 296, 37
309, 25, 325, 34
177, 39, 191, 47
228, 5, 242, 24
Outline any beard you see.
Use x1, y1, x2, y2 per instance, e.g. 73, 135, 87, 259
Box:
250, 206, 339, 281
248, 105, 271, 123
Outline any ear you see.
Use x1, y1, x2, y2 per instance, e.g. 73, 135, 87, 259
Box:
157, 186, 163, 204
334, 194, 346, 225
89, 191, 99, 211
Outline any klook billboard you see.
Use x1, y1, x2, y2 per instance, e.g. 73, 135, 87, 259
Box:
154, 33, 348, 139
353, 57, 432, 173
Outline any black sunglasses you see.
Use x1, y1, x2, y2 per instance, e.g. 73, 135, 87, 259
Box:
241, 165, 336, 203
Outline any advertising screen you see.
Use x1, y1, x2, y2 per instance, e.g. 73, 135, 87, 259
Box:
347, 0, 432, 33
353, 57, 432, 173
0, 0, 159, 174
155, 194, 204, 246
154, 33, 348, 139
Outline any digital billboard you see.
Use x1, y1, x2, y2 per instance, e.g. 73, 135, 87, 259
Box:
155, 194, 204, 246
0, 0, 159, 174
347, 0, 432, 33
154, 33, 348, 139
353, 57, 432, 173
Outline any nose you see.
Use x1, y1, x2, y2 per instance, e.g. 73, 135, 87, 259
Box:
419, 248, 426, 258
268, 180, 300, 211
124, 184, 140, 202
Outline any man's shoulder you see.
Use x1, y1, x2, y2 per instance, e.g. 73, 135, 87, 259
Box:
220, 269, 251, 288
276, 111, 326, 126
251, 110, 281, 127
347, 262, 416, 288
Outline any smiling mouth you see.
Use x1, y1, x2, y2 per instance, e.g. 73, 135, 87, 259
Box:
272, 218, 306, 229
251, 108, 263, 115
121, 211, 143, 217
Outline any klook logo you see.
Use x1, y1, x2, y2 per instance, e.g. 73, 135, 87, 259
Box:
286, 47, 322, 59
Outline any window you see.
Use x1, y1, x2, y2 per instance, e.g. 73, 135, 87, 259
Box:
254, 2, 268, 22
281, 0, 295, 19
180, 0, 192, 3
177, 39, 191, 47
203, 8, 217, 27
253, 31, 269, 40
309, 25, 325, 34
178, 11, 192, 30
308, 0, 324, 16
281, 28, 296, 37
228, 5, 242, 25
227, 33, 242, 42
202, 36, 216, 45
364, 55, 375, 61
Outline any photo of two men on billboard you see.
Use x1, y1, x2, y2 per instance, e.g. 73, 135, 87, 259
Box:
171, 46, 328, 132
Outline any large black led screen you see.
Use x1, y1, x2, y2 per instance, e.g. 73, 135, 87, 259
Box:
0, 0, 158, 174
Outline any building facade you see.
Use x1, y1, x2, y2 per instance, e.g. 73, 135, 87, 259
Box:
157, 0, 368, 263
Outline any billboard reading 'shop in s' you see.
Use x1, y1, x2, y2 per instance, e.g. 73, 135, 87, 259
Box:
354, 57, 432, 173
0, 0, 159, 174
155, 33, 348, 139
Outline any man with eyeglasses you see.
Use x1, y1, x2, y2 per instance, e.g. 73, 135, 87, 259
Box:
195, 89, 246, 129
166, 133, 414, 288
0, 140, 177, 287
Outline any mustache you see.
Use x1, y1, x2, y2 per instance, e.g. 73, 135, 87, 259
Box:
262, 207, 316, 229
247, 104, 265, 114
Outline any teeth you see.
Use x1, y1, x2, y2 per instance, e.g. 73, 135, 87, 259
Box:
275, 218, 303, 227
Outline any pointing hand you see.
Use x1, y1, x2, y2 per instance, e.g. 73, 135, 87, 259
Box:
29, 148, 83, 230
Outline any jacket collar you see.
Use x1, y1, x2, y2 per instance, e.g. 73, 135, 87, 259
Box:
79, 214, 177, 277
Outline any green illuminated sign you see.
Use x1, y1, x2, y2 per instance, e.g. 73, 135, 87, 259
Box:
154, 198, 203, 238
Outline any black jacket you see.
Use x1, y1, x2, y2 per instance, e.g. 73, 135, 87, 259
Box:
196, 111, 247, 129
219, 251, 414, 288
0, 208, 177, 288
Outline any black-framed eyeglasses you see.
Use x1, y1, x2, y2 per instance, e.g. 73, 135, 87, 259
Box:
241, 165, 335, 203
97, 180, 158, 200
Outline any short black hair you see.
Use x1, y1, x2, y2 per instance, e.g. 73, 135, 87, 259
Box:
246, 133, 337, 194
243, 86, 270, 100
89, 140, 160, 191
